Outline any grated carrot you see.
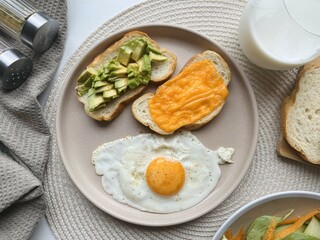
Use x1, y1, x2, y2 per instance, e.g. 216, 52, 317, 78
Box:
224, 228, 244, 240
233, 227, 245, 240
278, 217, 300, 226
224, 228, 233, 240
263, 218, 276, 240
275, 209, 320, 240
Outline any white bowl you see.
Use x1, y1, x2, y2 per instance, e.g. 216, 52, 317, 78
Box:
213, 191, 320, 240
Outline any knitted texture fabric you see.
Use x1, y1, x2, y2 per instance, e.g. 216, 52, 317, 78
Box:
43, 0, 320, 239
0, 0, 67, 239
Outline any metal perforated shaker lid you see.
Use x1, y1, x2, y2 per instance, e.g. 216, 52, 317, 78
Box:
20, 11, 59, 53
0, 49, 33, 90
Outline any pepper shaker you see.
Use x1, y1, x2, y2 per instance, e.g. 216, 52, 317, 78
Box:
0, 37, 33, 90
0, 0, 59, 53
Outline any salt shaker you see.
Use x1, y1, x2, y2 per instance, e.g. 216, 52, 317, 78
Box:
0, 37, 33, 90
0, 0, 59, 53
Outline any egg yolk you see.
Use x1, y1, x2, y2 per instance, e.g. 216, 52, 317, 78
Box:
148, 59, 228, 133
146, 157, 185, 196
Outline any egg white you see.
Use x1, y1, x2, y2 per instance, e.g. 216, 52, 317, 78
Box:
92, 131, 233, 213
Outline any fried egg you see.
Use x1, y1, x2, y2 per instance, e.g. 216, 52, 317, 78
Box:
92, 131, 234, 213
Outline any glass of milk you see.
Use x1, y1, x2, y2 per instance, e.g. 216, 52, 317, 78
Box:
238, 0, 320, 70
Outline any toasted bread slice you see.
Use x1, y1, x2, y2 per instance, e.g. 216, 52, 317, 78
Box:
281, 65, 320, 165
132, 50, 231, 135
76, 31, 177, 121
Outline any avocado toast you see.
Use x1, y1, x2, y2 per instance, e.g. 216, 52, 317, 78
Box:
76, 31, 177, 121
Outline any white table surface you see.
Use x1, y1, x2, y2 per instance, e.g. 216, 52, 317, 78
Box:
30, 0, 144, 239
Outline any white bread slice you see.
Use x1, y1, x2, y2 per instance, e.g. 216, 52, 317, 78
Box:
132, 50, 231, 135
281, 65, 320, 165
76, 31, 177, 121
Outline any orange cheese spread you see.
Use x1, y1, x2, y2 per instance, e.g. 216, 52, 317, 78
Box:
148, 59, 228, 133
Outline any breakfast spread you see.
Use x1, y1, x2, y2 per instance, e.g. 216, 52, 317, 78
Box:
76, 31, 177, 121
132, 50, 231, 135
80, 40, 236, 212
92, 131, 234, 213
281, 62, 320, 165
46, 1, 320, 236
223, 209, 320, 240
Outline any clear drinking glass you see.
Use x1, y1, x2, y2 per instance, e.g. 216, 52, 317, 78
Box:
238, 0, 320, 70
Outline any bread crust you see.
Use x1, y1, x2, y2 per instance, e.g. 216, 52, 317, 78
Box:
281, 65, 320, 164
76, 31, 177, 121
132, 50, 231, 135
281, 71, 305, 159
184, 50, 231, 85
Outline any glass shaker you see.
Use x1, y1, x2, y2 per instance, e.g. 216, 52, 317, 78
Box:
0, 0, 59, 53
0, 36, 33, 90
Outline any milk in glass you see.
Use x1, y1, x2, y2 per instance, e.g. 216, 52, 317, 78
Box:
239, 0, 320, 70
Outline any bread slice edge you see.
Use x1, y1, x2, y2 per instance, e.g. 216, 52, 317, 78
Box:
281, 65, 320, 165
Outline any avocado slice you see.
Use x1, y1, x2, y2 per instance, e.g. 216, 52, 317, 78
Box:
117, 46, 133, 66
107, 76, 120, 82
95, 84, 114, 93
108, 61, 125, 71
83, 76, 94, 87
127, 63, 139, 78
137, 54, 151, 73
131, 40, 147, 61
125, 55, 152, 87
114, 78, 128, 89
77, 67, 99, 83
147, 45, 162, 55
103, 89, 118, 99
99, 70, 109, 81
305, 217, 320, 239
75, 84, 90, 97
117, 85, 127, 94
94, 80, 109, 88
77, 69, 91, 83
127, 63, 139, 69
149, 51, 167, 62
110, 67, 127, 77
88, 94, 107, 112
87, 88, 96, 97
76, 69, 96, 95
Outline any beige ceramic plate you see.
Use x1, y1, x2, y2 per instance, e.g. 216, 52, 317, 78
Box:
56, 25, 258, 226
213, 191, 320, 240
